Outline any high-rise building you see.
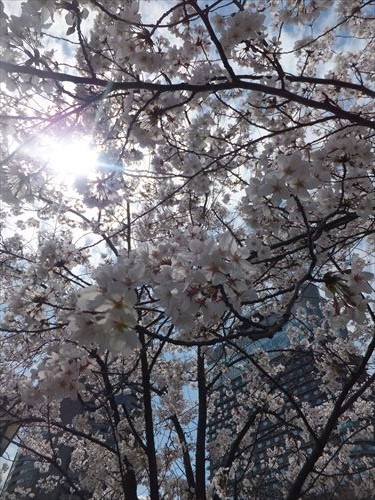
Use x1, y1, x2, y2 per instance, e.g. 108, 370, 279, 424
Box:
207, 285, 375, 498
1, 390, 141, 499
1, 399, 84, 499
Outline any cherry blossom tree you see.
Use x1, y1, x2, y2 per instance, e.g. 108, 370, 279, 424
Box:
0, 0, 374, 498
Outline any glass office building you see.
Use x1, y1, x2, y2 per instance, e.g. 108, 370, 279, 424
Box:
207, 285, 375, 498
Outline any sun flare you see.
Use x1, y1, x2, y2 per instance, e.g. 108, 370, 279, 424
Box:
43, 137, 98, 179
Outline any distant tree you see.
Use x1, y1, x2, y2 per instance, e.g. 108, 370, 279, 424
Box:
0, 1, 374, 498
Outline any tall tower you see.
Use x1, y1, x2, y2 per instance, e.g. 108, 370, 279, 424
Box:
207, 285, 374, 498
1, 399, 84, 499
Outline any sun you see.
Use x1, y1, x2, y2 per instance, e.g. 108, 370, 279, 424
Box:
41, 136, 98, 180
